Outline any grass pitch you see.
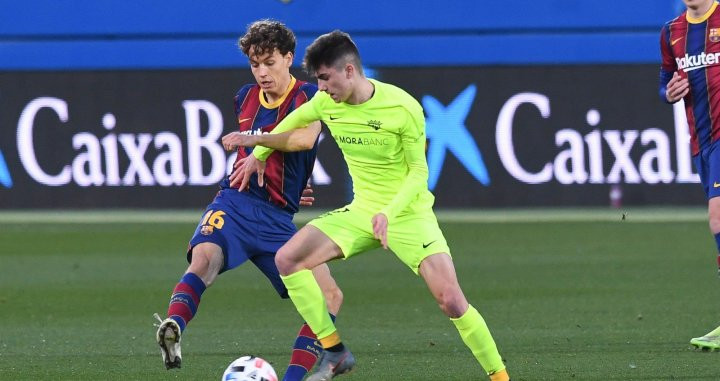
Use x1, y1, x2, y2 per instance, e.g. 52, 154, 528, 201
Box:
1, 208, 719, 380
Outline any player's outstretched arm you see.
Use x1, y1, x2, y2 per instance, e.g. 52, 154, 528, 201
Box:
253, 97, 322, 161
222, 122, 321, 152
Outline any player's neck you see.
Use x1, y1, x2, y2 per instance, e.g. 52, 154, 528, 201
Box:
687, 0, 715, 19
345, 78, 374, 105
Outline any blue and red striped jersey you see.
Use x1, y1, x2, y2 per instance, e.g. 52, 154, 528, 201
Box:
221, 77, 318, 214
660, 1, 720, 155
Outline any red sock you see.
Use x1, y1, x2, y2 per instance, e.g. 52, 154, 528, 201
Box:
283, 323, 322, 381
166, 272, 206, 331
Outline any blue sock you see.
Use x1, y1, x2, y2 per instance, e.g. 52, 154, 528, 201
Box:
166, 272, 206, 332
283, 314, 336, 381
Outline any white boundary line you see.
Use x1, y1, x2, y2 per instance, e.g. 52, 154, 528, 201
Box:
0, 207, 707, 224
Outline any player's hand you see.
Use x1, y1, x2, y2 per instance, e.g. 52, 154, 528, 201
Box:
666, 71, 690, 103
299, 183, 315, 207
371, 213, 389, 249
229, 153, 265, 190
222, 132, 258, 151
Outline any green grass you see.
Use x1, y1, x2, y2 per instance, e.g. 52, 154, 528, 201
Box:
1, 210, 719, 380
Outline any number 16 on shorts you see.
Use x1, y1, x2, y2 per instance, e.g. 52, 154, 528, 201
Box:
200, 210, 225, 235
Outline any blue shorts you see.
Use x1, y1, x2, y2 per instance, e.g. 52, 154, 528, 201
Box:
187, 189, 296, 298
693, 140, 720, 200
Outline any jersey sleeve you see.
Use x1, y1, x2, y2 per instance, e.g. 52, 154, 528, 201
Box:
379, 107, 429, 222
252, 94, 323, 161
659, 24, 676, 104
299, 82, 319, 99
233, 84, 254, 119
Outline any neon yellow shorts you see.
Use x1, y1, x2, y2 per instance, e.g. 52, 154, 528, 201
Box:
308, 204, 451, 274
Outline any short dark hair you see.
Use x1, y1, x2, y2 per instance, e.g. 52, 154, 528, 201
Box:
303, 30, 363, 75
238, 19, 296, 57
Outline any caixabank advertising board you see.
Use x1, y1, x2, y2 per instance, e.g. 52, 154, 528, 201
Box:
0, 65, 704, 209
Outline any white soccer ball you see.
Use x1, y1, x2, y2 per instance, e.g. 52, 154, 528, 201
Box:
221, 355, 278, 381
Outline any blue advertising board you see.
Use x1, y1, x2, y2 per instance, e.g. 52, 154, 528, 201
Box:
0, 0, 687, 69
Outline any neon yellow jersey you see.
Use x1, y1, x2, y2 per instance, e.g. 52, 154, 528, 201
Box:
253, 78, 434, 221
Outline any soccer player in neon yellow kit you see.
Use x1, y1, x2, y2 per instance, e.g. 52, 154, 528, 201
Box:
229, 30, 510, 381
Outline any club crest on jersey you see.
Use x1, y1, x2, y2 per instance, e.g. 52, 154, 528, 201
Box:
367, 120, 383, 130
200, 225, 214, 235
711, 28, 720, 43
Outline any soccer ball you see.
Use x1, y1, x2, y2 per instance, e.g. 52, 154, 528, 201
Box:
221, 355, 278, 381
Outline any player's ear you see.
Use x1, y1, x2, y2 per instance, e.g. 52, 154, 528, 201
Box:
284, 52, 293, 68
345, 63, 354, 79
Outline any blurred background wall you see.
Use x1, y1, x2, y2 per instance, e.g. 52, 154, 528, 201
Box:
0, 0, 700, 208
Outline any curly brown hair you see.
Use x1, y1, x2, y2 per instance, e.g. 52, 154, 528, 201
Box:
238, 19, 296, 57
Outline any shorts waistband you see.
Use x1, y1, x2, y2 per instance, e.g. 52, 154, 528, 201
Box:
220, 188, 294, 218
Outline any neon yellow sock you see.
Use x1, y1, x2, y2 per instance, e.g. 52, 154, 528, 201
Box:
281, 269, 337, 341
319, 331, 342, 349
451, 305, 506, 375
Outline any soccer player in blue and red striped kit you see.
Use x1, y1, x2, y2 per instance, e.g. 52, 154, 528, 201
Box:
660, 0, 720, 350
154, 20, 343, 380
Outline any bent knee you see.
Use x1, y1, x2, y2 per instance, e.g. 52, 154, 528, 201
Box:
709, 202, 720, 233
275, 247, 296, 275
436, 291, 468, 318
710, 217, 720, 234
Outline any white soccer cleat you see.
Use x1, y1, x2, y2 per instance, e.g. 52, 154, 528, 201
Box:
154, 313, 182, 369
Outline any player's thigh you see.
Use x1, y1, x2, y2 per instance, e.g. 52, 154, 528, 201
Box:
700, 143, 720, 232
187, 242, 224, 285
275, 224, 346, 273
694, 141, 720, 199
418, 253, 460, 290
387, 210, 451, 275
246, 203, 299, 298
249, 253, 290, 298
693, 151, 710, 197
706, 143, 720, 198
252, 224, 341, 298
418, 253, 468, 317
306, 206, 381, 260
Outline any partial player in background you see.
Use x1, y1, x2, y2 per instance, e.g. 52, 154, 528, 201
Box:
660, 0, 720, 350
154, 20, 343, 381
233, 30, 510, 381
